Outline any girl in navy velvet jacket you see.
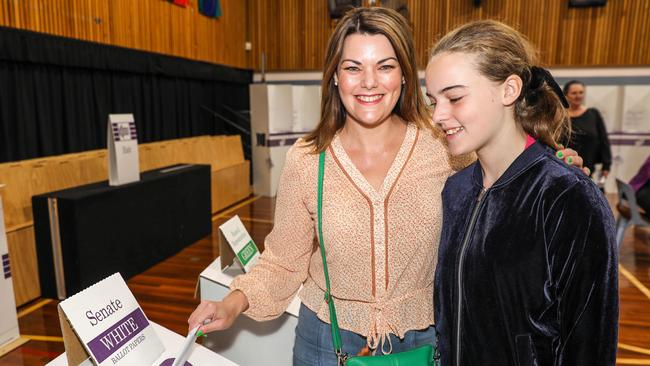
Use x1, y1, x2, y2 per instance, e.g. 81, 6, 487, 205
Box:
425, 21, 618, 365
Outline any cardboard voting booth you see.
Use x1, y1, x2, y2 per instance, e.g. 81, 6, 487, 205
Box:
218, 215, 260, 273
0, 189, 28, 356
291, 85, 321, 133
249, 84, 320, 197
108, 114, 140, 186
199, 257, 300, 366
622, 85, 650, 133
583, 84, 650, 193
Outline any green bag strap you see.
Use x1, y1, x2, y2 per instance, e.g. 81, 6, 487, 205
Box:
317, 150, 346, 360
317, 150, 441, 366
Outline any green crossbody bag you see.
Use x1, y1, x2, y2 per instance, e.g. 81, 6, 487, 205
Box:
316, 151, 439, 366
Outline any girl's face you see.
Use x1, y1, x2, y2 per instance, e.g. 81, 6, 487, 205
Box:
565, 83, 585, 109
425, 52, 514, 156
335, 33, 404, 127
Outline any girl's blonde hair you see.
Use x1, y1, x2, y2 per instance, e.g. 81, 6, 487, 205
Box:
430, 20, 569, 148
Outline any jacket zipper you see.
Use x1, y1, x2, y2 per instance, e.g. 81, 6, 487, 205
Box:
455, 187, 487, 365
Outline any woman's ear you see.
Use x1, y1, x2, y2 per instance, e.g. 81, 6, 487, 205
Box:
333, 73, 339, 87
502, 74, 523, 106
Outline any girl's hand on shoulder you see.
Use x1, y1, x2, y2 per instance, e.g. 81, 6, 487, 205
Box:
555, 147, 589, 175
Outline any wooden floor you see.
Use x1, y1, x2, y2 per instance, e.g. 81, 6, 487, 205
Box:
1, 195, 650, 365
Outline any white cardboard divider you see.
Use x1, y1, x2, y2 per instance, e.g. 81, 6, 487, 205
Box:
584, 85, 623, 133
0, 191, 28, 357
108, 114, 140, 186
291, 85, 320, 133
622, 85, 650, 133
58, 273, 165, 366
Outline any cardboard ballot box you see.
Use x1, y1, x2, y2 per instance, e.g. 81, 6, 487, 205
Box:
198, 257, 300, 366
51, 273, 237, 366
46, 322, 238, 366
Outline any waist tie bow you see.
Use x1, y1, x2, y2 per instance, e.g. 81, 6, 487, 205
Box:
365, 297, 405, 355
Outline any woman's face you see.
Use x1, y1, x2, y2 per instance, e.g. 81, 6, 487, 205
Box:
565, 83, 585, 108
425, 52, 511, 156
335, 33, 403, 127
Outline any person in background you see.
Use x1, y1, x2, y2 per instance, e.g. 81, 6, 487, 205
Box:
630, 155, 650, 213
427, 20, 618, 365
563, 80, 612, 180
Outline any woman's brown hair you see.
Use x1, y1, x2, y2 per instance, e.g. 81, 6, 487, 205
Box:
430, 20, 569, 149
304, 7, 431, 153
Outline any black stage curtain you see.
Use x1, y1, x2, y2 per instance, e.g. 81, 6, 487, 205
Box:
0, 26, 252, 163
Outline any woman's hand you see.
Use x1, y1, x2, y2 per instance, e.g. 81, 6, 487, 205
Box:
556, 147, 589, 175
188, 290, 249, 334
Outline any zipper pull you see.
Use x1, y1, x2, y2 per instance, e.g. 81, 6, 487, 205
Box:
477, 188, 487, 203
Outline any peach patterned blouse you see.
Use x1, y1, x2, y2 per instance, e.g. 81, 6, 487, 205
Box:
230, 123, 471, 348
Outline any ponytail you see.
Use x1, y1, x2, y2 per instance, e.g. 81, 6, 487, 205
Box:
515, 67, 570, 149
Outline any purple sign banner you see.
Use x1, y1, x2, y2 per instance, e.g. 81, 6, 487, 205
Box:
86, 307, 149, 363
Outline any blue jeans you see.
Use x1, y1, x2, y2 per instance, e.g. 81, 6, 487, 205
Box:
293, 304, 436, 366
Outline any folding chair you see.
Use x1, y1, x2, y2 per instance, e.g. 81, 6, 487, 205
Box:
615, 179, 650, 251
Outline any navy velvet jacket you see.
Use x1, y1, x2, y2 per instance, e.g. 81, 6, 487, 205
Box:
434, 142, 618, 366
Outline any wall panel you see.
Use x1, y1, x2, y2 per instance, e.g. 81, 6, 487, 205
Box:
0, 0, 248, 68
1, 1, 648, 73
0, 0, 650, 71
406, 0, 650, 67
249, 0, 650, 70
249, 0, 334, 71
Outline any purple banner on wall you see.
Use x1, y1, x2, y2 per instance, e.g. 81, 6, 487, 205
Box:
609, 138, 650, 146
86, 307, 149, 363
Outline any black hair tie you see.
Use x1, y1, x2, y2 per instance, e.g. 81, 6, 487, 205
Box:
527, 66, 569, 108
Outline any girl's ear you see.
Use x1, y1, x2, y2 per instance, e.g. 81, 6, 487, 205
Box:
502, 74, 523, 106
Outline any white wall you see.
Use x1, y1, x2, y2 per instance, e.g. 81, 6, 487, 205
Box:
0, 194, 20, 349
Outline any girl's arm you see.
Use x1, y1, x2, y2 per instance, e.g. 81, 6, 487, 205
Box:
546, 180, 618, 365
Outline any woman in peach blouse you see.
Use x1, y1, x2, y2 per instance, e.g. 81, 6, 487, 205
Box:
188, 8, 581, 365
